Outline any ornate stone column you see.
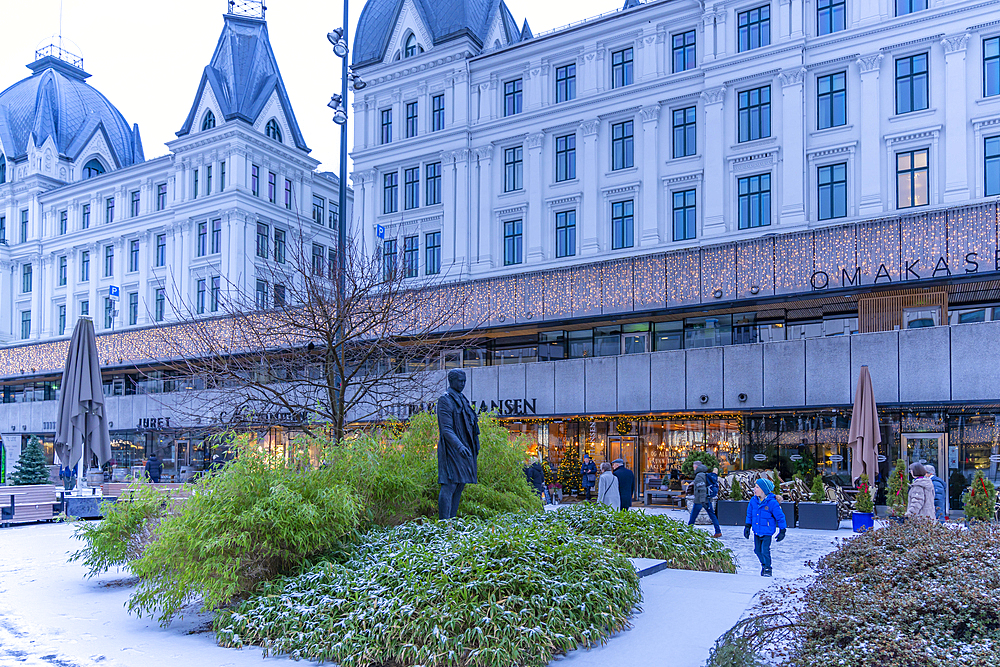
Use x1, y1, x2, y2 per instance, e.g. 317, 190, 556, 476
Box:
857, 54, 883, 215
454, 149, 471, 271
640, 104, 661, 245
779, 68, 806, 226
701, 87, 727, 237
943, 33, 971, 202
138, 231, 151, 325
474, 145, 494, 269
526, 133, 546, 262
579, 120, 601, 255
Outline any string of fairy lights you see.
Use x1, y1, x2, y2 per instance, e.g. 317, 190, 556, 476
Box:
0, 202, 997, 377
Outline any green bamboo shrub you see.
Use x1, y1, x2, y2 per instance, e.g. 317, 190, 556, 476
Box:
216, 514, 642, 667
887, 459, 909, 517
962, 470, 997, 522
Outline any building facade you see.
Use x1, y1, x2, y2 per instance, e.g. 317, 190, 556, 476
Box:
343, 0, 1000, 511
0, 6, 352, 482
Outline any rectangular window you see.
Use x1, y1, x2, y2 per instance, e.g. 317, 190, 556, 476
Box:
672, 107, 697, 158
193, 169, 199, 198
738, 85, 771, 142
896, 53, 928, 115
555, 64, 576, 102
673, 189, 697, 241
129, 239, 139, 272
555, 210, 576, 258
255, 280, 268, 309
22, 263, 31, 293
986, 136, 1000, 196
426, 162, 442, 205
425, 231, 441, 275
154, 288, 165, 321
104, 297, 114, 330
104, 244, 114, 277
155, 234, 166, 266
313, 194, 325, 224
206, 165, 212, 194
611, 47, 633, 88
984, 37, 999, 97
672, 30, 696, 72
0, 215, 5, 242
406, 101, 418, 138
197, 222, 207, 257
329, 204, 338, 228
105, 197, 114, 224
81, 300, 89, 316
210, 276, 220, 312
274, 284, 286, 308
896, 149, 929, 208
20, 209, 28, 242
59, 304, 67, 335
128, 292, 138, 325
403, 235, 419, 278
156, 183, 167, 211
896, 0, 927, 15
611, 120, 634, 170
818, 162, 848, 219
503, 79, 523, 116
381, 108, 392, 144
274, 228, 286, 264
383, 171, 399, 213
404, 167, 420, 209
817, 0, 845, 35
130, 190, 140, 217
328, 248, 336, 277
196, 279, 206, 314
382, 239, 397, 279
59, 210, 67, 235
267, 171, 276, 203
81, 250, 90, 281
220, 161, 226, 191
432, 93, 445, 131
504, 146, 523, 192
555, 134, 576, 182
312, 243, 325, 275
256, 223, 269, 258
20, 311, 30, 340
211, 219, 221, 254
738, 5, 770, 52
251, 164, 260, 196
58, 256, 67, 286
817, 71, 847, 129
738, 173, 772, 229
284, 178, 292, 209
503, 220, 523, 266
611, 200, 634, 250
82, 204, 90, 230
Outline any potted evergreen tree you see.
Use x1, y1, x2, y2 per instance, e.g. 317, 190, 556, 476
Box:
9, 436, 52, 486
962, 470, 997, 524
798, 474, 839, 530
717, 475, 749, 526
852, 474, 875, 532
887, 459, 909, 522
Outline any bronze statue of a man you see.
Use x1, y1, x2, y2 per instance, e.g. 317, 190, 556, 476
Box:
437, 369, 479, 519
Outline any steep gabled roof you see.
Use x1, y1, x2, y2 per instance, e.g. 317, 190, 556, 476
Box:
176, 13, 309, 152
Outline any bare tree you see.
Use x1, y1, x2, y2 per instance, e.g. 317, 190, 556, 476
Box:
151, 226, 477, 441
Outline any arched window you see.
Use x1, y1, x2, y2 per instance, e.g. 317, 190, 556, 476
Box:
82, 158, 105, 179
404, 33, 417, 58
202, 110, 216, 130
265, 119, 282, 143
0, 155, 5, 185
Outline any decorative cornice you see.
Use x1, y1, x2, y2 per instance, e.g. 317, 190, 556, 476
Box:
662, 170, 703, 185
884, 126, 942, 144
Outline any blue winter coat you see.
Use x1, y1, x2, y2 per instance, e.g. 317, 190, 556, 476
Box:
746, 493, 787, 536
930, 476, 946, 522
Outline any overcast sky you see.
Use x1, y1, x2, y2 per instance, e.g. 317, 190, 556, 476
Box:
0, 0, 621, 174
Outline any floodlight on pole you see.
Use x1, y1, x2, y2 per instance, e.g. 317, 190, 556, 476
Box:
327, 27, 348, 57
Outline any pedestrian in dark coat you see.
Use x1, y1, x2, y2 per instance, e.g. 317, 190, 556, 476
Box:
612, 459, 634, 511
925, 464, 947, 523
145, 453, 162, 483
525, 459, 547, 502
744, 478, 787, 577
688, 461, 722, 537
581, 454, 597, 501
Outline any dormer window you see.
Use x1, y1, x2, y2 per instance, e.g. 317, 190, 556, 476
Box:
265, 119, 283, 143
202, 110, 216, 130
82, 158, 106, 179
404, 34, 418, 58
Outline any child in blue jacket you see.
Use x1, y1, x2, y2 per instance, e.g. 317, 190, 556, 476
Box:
744, 478, 787, 577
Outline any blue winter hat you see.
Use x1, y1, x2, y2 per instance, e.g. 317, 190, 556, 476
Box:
756, 478, 775, 495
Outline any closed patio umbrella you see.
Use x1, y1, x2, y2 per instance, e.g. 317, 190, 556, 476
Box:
848, 365, 881, 484
54, 318, 112, 492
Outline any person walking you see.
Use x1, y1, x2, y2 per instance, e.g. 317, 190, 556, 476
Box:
525, 457, 549, 505
744, 478, 787, 577
596, 462, 620, 510
581, 454, 597, 502
924, 464, 946, 523
688, 461, 722, 538
612, 459, 634, 512
905, 462, 936, 519
145, 453, 162, 483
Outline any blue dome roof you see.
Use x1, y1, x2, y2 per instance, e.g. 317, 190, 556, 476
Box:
0, 56, 143, 170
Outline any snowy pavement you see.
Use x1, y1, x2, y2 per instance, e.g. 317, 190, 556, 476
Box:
0, 511, 848, 667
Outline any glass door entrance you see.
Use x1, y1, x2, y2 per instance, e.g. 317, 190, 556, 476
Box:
902, 433, 946, 513
608, 436, 638, 500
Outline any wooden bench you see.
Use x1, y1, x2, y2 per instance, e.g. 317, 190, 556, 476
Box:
103, 482, 193, 501
0, 484, 59, 526
644, 489, 687, 508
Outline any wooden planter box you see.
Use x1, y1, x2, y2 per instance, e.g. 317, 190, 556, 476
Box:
717, 499, 749, 526
797, 501, 840, 530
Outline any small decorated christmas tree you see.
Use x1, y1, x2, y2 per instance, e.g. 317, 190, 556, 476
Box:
962, 470, 997, 522
681, 451, 720, 478
557, 445, 582, 495
887, 459, 909, 517
10, 435, 51, 486
810, 474, 827, 503
855, 474, 874, 514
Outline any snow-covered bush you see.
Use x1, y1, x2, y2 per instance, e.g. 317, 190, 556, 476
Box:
216, 513, 642, 666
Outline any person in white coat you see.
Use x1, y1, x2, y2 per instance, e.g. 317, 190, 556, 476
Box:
597, 462, 621, 510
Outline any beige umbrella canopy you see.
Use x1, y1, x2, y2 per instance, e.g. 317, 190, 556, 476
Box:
848, 365, 881, 484
54, 318, 112, 473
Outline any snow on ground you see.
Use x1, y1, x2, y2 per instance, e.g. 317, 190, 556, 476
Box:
0, 510, 846, 667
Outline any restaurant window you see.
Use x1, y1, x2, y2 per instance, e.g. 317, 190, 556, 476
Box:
685, 315, 733, 348
568, 329, 593, 358
594, 326, 621, 357
654, 321, 683, 351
